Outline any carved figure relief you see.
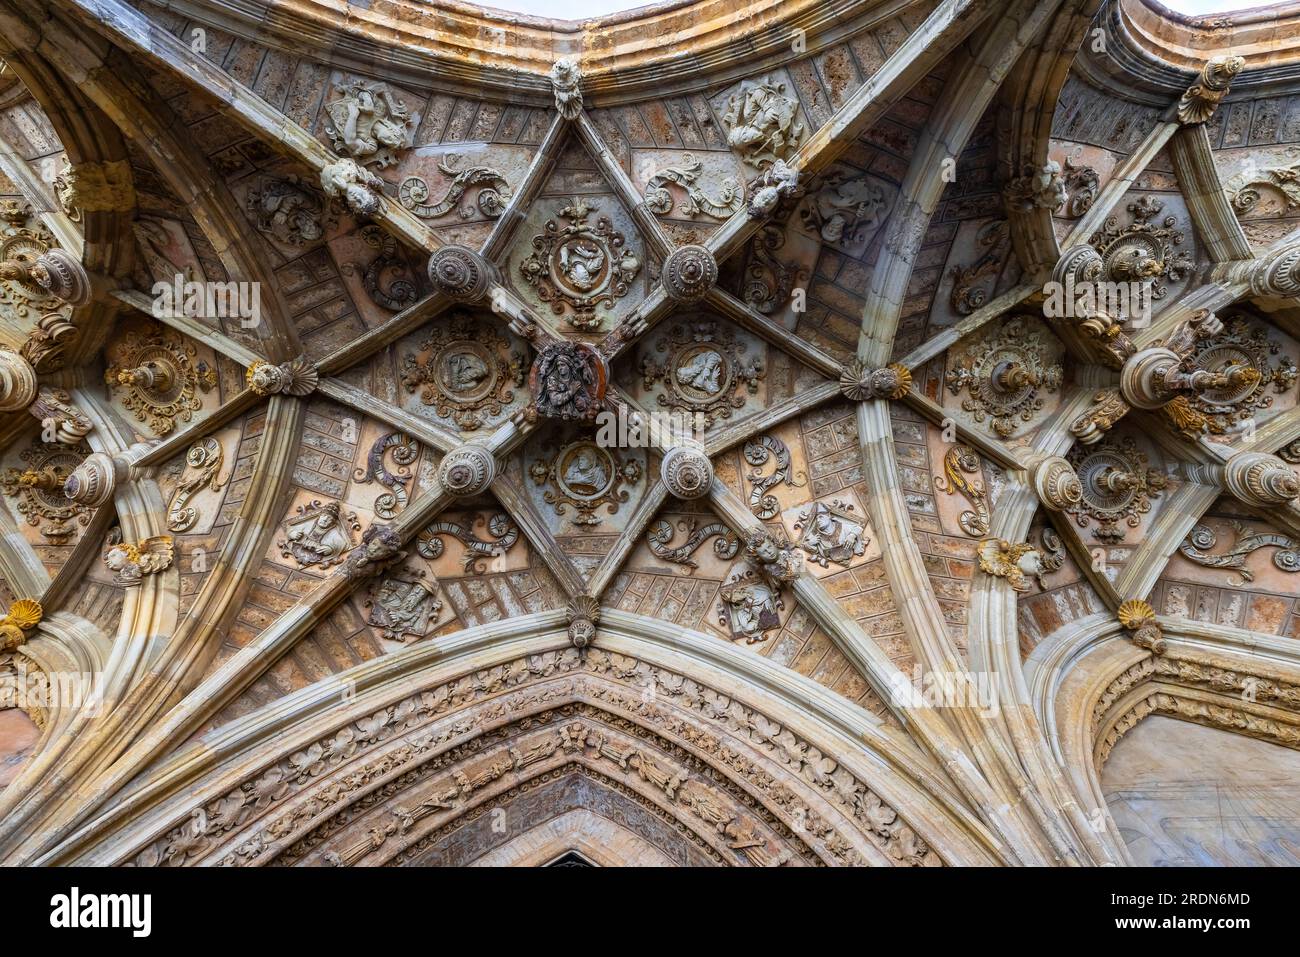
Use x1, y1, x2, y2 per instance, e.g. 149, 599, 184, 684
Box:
798, 169, 893, 253
278, 500, 360, 570
644, 154, 744, 220
934, 445, 990, 537
341, 226, 418, 312
165, 437, 226, 533
322, 80, 414, 168
103, 324, 218, 436
717, 529, 800, 642
641, 321, 764, 427
403, 316, 526, 430
366, 569, 443, 641
1179, 521, 1300, 583
247, 176, 335, 247
354, 433, 420, 519
722, 77, 805, 168
1068, 437, 1168, 543
944, 318, 1062, 437
104, 534, 174, 586
530, 342, 606, 422
794, 500, 867, 568
647, 518, 739, 570
976, 538, 1043, 593
742, 435, 804, 519
1003, 161, 1066, 213
399, 157, 512, 220
1088, 195, 1192, 299
518, 198, 641, 330
530, 440, 642, 526
949, 220, 1010, 315
416, 513, 519, 573
0, 438, 90, 543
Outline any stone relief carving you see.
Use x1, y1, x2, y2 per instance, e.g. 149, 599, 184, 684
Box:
402, 315, 525, 431
342, 523, 407, 580
661, 245, 718, 304
944, 318, 1062, 437
839, 360, 912, 401
1070, 388, 1130, 445
247, 176, 335, 247
0, 438, 90, 543
742, 226, 805, 315
278, 500, 360, 570
1179, 521, 1300, 583
165, 437, 226, 533
354, 432, 419, 519
20, 312, 78, 375
1224, 153, 1300, 219
246, 357, 318, 397
53, 157, 135, 220
366, 568, 442, 641
1177, 55, 1244, 125
798, 169, 893, 252
949, 220, 1009, 315
103, 324, 217, 436
1036, 525, 1066, 581
1281, 439, 1300, 464
416, 513, 519, 573
437, 445, 497, 498
322, 80, 414, 168
1174, 316, 1298, 436
530, 439, 642, 526
1063, 158, 1100, 218
742, 434, 804, 519
1068, 436, 1167, 544
519, 198, 640, 330
28, 388, 91, 446
0, 202, 64, 319
399, 157, 512, 220
660, 446, 713, 499
934, 445, 990, 537
566, 595, 599, 648
746, 160, 800, 219
0, 599, 42, 653
320, 159, 386, 218
529, 342, 607, 422
794, 500, 867, 568
647, 518, 739, 570
722, 77, 804, 168
644, 155, 744, 220
976, 538, 1043, 593
104, 534, 174, 586
1004, 161, 1066, 213
1088, 195, 1192, 300
550, 59, 583, 119
341, 226, 418, 312
717, 528, 800, 642
641, 321, 764, 427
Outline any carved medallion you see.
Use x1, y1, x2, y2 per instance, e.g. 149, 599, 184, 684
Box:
278, 500, 360, 570
1088, 195, 1192, 300
366, 569, 443, 641
641, 321, 764, 427
103, 324, 217, 436
417, 512, 519, 573
322, 80, 414, 168
944, 318, 1062, 437
1067, 437, 1167, 543
403, 315, 525, 431
519, 198, 640, 330
0, 438, 91, 543
247, 176, 335, 247
722, 77, 805, 168
530, 439, 642, 526
643, 154, 744, 220
0, 202, 61, 319
1177, 316, 1298, 435
165, 437, 226, 532
794, 500, 867, 568
354, 432, 420, 519
399, 157, 512, 220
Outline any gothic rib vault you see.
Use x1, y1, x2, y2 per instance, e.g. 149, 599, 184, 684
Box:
0, 0, 1297, 867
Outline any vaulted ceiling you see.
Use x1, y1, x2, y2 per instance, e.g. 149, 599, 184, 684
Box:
0, 0, 1298, 867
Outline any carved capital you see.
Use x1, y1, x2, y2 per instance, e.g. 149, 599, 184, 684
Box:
550, 59, 583, 119
660, 446, 713, 499
438, 444, 497, 498
0, 349, 38, 412
55, 159, 136, 216
427, 245, 498, 302
839, 360, 911, 401
1177, 55, 1244, 125
661, 245, 717, 303
1223, 450, 1300, 507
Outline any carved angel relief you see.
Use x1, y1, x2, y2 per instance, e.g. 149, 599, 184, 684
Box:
518, 198, 641, 330
322, 80, 414, 168
402, 316, 526, 430
722, 77, 805, 169
278, 500, 360, 570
